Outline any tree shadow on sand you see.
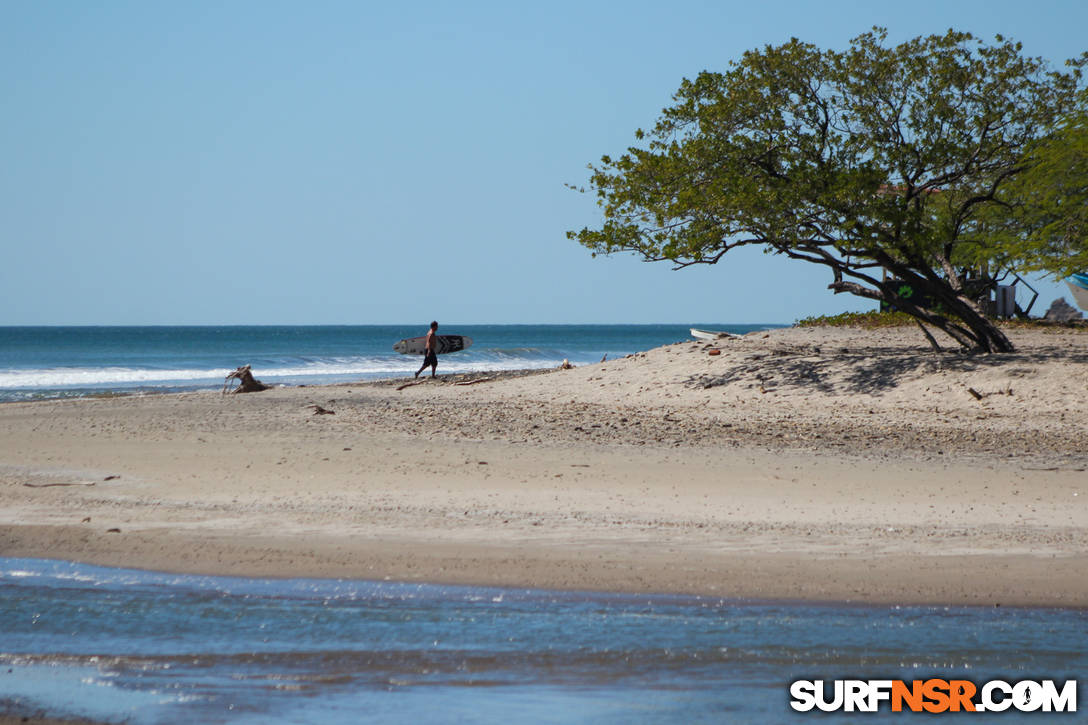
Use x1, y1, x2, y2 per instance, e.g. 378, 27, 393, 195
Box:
685, 342, 1088, 396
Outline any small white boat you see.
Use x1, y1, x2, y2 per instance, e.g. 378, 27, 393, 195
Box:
690, 327, 740, 341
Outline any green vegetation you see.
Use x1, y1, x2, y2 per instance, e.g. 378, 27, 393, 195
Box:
983, 106, 1088, 278
797, 311, 1087, 330
796, 311, 915, 328
569, 29, 1086, 353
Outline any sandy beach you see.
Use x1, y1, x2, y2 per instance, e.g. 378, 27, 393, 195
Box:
1, 324, 1085, 607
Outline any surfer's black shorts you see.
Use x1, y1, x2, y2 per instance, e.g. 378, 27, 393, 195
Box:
422, 350, 438, 366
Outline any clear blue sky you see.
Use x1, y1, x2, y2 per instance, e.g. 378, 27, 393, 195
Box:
2, 0, 1085, 325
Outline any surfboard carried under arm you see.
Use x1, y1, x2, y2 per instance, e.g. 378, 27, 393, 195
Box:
393, 335, 473, 355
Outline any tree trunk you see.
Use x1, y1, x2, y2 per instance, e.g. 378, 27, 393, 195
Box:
906, 276, 1015, 353
947, 300, 1014, 352
830, 274, 1015, 353
866, 258, 1016, 353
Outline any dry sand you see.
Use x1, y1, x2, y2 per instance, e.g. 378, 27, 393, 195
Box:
1, 325, 1085, 607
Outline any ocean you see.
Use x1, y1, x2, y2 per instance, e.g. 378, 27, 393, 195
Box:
1, 559, 1084, 724
0, 324, 774, 403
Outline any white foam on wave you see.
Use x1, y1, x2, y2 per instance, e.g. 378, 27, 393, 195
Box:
0, 367, 230, 389
2, 569, 39, 579
0, 355, 567, 390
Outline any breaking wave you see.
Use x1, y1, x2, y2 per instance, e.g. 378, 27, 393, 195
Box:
0, 349, 569, 396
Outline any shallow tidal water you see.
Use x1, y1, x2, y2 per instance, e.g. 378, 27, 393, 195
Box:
0, 558, 1084, 723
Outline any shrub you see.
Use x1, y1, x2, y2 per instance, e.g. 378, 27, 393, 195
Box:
795, 311, 916, 328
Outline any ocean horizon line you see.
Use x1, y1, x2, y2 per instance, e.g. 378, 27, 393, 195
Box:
0, 321, 792, 328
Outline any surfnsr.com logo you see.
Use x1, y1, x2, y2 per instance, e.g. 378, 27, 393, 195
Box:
790, 679, 1077, 713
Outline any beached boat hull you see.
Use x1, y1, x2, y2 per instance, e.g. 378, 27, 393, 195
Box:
690, 328, 739, 341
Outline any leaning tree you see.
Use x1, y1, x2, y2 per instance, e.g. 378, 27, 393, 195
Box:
569, 29, 1086, 352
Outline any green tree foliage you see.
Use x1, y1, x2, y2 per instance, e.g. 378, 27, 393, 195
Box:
984, 105, 1088, 278
569, 29, 1085, 352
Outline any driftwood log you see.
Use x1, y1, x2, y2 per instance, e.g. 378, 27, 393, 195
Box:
222, 365, 270, 394
453, 376, 496, 386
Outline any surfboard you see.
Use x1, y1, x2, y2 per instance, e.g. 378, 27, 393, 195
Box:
392, 335, 473, 355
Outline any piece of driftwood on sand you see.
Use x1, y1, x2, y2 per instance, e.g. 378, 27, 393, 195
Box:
453, 377, 496, 386
223, 365, 270, 394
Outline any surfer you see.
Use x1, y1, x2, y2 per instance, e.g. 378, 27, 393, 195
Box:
415, 321, 439, 378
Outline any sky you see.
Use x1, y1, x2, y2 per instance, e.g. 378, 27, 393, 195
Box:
1, 0, 1086, 325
